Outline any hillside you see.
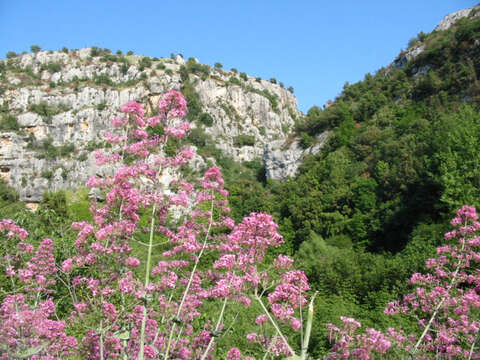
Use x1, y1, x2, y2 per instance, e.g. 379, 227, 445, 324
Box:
1, 4, 480, 358
277, 4, 480, 251
0, 48, 299, 203
217, 5, 480, 355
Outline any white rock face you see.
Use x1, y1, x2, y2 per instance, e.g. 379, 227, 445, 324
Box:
263, 131, 329, 181
393, 5, 479, 70
0, 48, 301, 201
435, 7, 476, 31
393, 45, 425, 69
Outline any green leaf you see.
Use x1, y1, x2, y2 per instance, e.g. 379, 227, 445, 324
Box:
113, 331, 130, 340
12, 343, 47, 358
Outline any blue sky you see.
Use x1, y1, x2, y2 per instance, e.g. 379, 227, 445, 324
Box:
0, 1, 477, 112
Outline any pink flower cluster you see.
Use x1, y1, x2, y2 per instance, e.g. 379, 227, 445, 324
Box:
326, 205, 480, 359
0, 220, 77, 358
158, 89, 188, 119
0, 90, 315, 359
0, 219, 28, 240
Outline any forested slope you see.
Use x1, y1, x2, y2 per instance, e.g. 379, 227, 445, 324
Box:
225, 7, 480, 355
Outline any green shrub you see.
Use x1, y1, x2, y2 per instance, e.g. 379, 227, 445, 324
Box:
41, 169, 53, 180
38, 137, 58, 159
245, 88, 279, 112
156, 63, 166, 70
41, 190, 70, 218
101, 54, 118, 62
269, 77, 277, 84
139, 56, 152, 71
408, 36, 420, 49
179, 65, 189, 81
279, 82, 284, 88
33, 137, 75, 159
58, 142, 75, 157
127, 50, 134, 55
299, 132, 314, 148
61, 47, 69, 53
121, 63, 129, 75
93, 74, 113, 86
30, 45, 41, 53
183, 58, 210, 78
28, 102, 66, 123
0, 115, 19, 131
96, 103, 107, 111
214, 62, 223, 69
0, 178, 18, 203
48, 63, 62, 73
240, 72, 248, 81
77, 152, 88, 162
182, 80, 202, 121
187, 127, 210, 147
288, 86, 294, 93
231, 68, 238, 73
199, 112, 214, 126
90, 46, 100, 57
233, 134, 255, 147
165, 69, 173, 75
116, 49, 122, 55
229, 77, 242, 86
6, 51, 17, 59
418, 31, 427, 42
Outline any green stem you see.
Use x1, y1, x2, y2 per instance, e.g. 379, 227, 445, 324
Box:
138, 202, 157, 360
255, 294, 295, 357
200, 297, 228, 360
468, 335, 478, 360
262, 335, 276, 360
300, 292, 318, 360
164, 194, 214, 359
99, 320, 105, 360
410, 238, 466, 358
140, 133, 172, 359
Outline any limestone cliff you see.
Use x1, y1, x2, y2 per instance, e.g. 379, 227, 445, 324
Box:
0, 48, 300, 201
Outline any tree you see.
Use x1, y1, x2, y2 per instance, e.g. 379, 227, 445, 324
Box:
214, 62, 223, 69
30, 44, 41, 53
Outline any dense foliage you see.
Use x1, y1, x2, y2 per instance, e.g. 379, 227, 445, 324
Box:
222, 11, 480, 355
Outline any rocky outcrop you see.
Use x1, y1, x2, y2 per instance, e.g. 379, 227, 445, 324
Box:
0, 49, 300, 201
393, 45, 425, 70
434, 6, 478, 31
393, 5, 480, 71
263, 131, 329, 181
